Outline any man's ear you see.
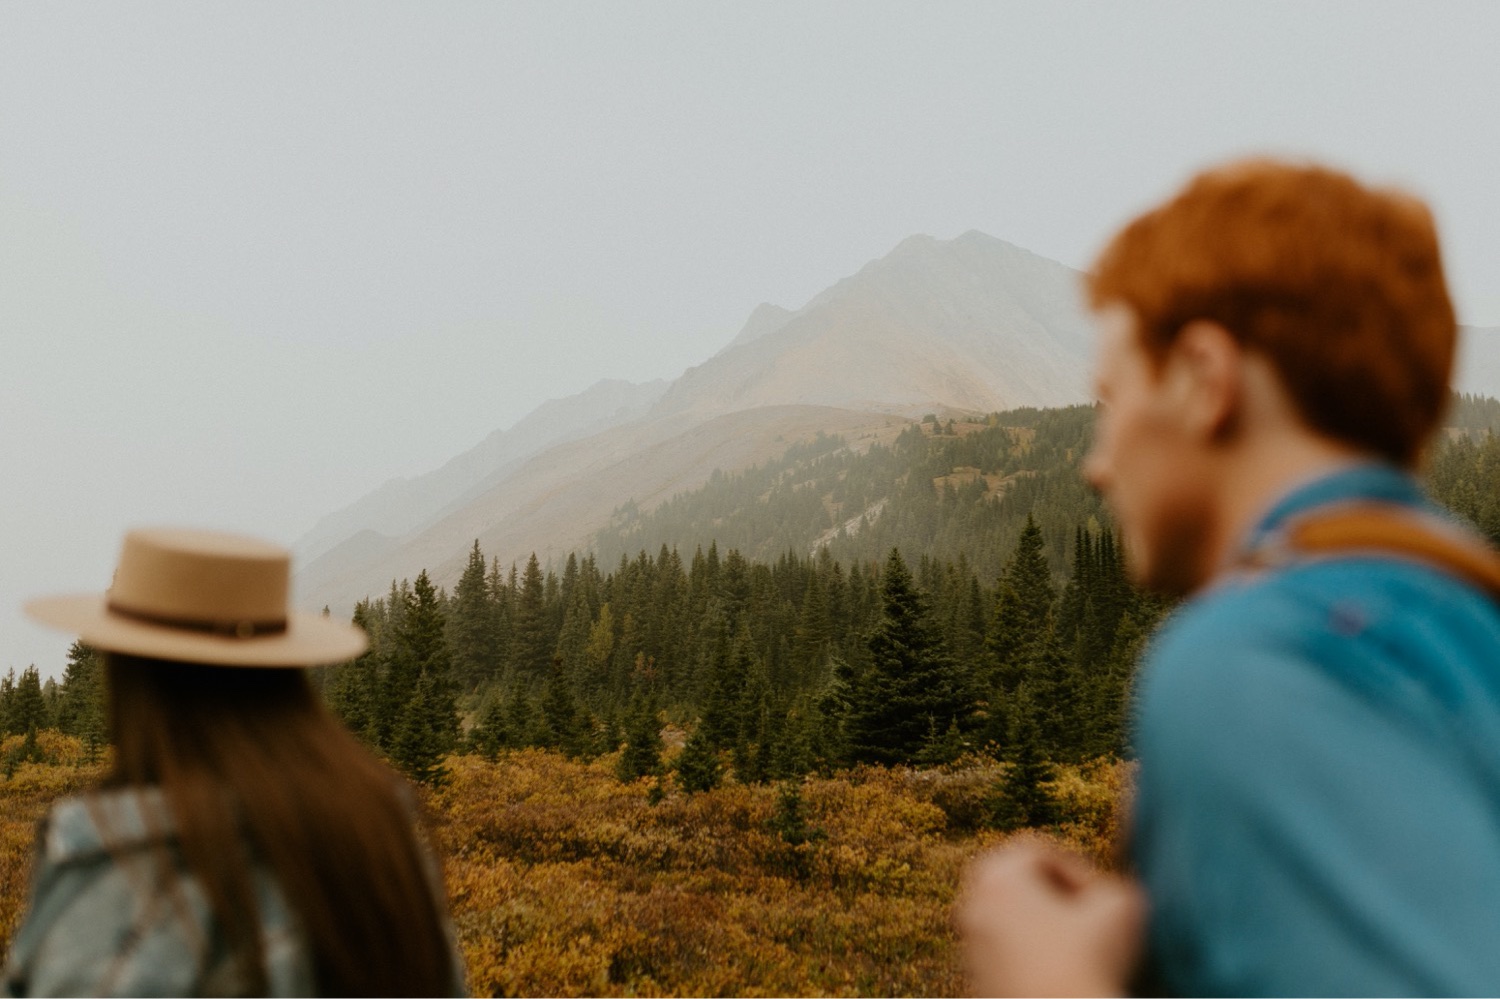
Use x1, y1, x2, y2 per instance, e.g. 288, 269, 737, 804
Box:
1166, 320, 1243, 442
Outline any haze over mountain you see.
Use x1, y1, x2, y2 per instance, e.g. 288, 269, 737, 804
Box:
296, 378, 667, 565
1457, 325, 1500, 398
299, 229, 1098, 612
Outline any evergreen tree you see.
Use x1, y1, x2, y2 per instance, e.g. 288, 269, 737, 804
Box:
767, 705, 814, 780
790, 573, 833, 680
391, 670, 452, 786
699, 623, 750, 749
57, 640, 108, 759
6, 666, 48, 737
469, 695, 510, 759
512, 553, 551, 680
676, 724, 723, 793
733, 647, 776, 783
810, 657, 857, 769
988, 515, 1056, 693
326, 604, 378, 743
395, 571, 459, 748
554, 583, 593, 687
1087, 612, 1147, 758
1024, 629, 1083, 762
846, 549, 974, 765
539, 665, 590, 758
767, 778, 821, 847
504, 689, 539, 748
449, 540, 498, 690
617, 696, 664, 783
991, 688, 1057, 829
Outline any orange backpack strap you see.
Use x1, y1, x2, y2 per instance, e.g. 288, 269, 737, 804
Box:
1247, 502, 1500, 604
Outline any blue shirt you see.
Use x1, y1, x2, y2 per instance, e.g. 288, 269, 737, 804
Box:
1132, 463, 1500, 997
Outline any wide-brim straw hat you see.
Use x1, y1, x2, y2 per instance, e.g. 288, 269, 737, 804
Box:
25, 527, 368, 668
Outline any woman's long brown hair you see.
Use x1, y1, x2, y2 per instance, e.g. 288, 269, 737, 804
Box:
105, 653, 458, 996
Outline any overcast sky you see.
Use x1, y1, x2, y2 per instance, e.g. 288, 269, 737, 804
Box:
4, 2, 1499, 678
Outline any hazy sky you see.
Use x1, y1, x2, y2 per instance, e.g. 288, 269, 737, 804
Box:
4, 2, 1499, 677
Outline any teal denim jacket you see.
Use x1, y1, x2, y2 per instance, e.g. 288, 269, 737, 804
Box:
1132, 463, 1500, 996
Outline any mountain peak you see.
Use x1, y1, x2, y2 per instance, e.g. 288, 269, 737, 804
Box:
724, 302, 795, 352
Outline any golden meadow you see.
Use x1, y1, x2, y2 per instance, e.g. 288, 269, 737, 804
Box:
0, 731, 1128, 997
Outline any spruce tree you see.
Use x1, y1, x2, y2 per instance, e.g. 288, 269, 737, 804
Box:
991, 687, 1057, 829
617, 696, 664, 783
791, 574, 833, 680
676, 724, 723, 793
7, 666, 48, 737
512, 553, 551, 680
392, 571, 458, 750
504, 688, 539, 748
469, 695, 510, 759
768, 706, 814, 780
1025, 629, 1082, 762
539, 667, 589, 758
449, 540, 498, 690
988, 516, 1056, 693
326, 604, 378, 744
700, 624, 752, 750
57, 641, 107, 759
391, 670, 451, 786
846, 549, 974, 765
734, 649, 775, 783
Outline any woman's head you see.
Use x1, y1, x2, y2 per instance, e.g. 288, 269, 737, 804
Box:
104, 652, 459, 996
26, 530, 457, 995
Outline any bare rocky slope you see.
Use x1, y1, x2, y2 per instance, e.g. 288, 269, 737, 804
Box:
293, 231, 1098, 614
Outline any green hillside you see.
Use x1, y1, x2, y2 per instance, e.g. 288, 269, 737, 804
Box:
594, 405, 1104, 585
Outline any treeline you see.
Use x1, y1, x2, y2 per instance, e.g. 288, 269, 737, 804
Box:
1448, 392, 1500, 435
14, 398, 1499, 822
1428, 423, 1500, 544
320, 511, 1161, 832
0, 642, 107, 774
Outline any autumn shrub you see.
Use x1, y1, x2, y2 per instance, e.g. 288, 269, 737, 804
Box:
0, 754, 107, 949
1048, 758, 1137, 869
0, 749, 1128, 996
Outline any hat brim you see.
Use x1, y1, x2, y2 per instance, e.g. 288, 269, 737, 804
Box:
24, 593, 368, 668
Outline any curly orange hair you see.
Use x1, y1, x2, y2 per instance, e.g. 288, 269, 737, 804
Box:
1088, 159, 1455, 467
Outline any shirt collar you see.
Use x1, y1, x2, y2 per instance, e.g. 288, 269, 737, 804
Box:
1242, 460, 1429, 553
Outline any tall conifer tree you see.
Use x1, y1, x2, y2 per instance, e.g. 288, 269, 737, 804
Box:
846, 549, 974, 765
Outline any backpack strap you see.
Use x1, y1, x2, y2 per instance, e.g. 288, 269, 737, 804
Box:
1243, 502, 1500, 604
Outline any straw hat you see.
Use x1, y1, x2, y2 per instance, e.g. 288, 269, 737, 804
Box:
24, 528, 368, 667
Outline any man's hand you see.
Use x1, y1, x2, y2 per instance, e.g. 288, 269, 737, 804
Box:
956, 840, 1146, 997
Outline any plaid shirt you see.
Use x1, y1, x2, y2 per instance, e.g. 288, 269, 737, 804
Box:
3, 786, 464, 997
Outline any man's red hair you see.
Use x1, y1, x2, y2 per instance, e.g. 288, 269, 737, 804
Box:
1088, 159, 1456, 467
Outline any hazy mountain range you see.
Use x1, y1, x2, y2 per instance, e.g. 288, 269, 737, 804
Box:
294, 232, 1500, 614
294, 231, 1096, 612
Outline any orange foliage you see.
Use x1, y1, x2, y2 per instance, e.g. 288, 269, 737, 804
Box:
0, 745, 108, 947
0, 748, 1130, 996
427, 751, 1131, 996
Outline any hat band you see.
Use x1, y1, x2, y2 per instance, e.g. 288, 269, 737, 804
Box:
106, 600, 289, 640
